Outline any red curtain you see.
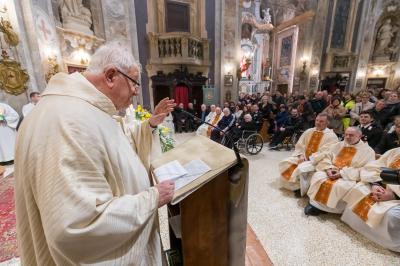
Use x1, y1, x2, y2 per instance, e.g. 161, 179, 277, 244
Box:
174, 86, 189, 108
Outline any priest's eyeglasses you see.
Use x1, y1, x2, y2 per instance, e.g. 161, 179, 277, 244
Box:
117, 69, 140, 87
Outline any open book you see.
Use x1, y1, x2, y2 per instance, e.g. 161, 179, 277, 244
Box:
151, 135, 237, 204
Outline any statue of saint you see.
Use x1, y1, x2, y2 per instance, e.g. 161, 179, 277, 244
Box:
60, 0, 93, 34
374, 18, 397, 55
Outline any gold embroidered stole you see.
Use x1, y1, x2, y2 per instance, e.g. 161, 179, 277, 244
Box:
305, 131, 324, 159
314, 179, 338, 205
314, 146, 357, 205
352, 194, 377, 221
282, 164, 298, 180
389, 156, 400, 169
332, 147, 357, 169
207, 114, 221, 136
352, 156, 400, 221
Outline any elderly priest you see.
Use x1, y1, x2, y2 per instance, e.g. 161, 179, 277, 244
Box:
341, 147, 400, 252
305, 127, 375, 215
278, 113, 338, 196
15, 42, 175, 265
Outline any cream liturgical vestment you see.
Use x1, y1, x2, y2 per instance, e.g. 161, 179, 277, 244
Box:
341, 148, 400, 252
307, 140, 375, 213
279, 127, 338, 193
0, 103, 19, 162
196, 111, 221, 137
15, 72, 161, 265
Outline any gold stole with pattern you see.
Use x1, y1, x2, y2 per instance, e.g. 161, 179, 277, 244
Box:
207, 114, 221, 137
352, 155, 400, 220
314, 146, 357, 205
282, 130, 324, 180
305, 131, 324, 159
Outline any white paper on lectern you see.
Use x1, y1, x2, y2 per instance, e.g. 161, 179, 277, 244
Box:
175, 159, 212, 190
153, 160, 188, 182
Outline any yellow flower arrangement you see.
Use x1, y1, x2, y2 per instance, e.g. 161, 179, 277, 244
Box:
132, 105, 174, 153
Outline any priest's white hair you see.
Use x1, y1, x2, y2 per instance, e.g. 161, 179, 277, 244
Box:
347, 126, 362, 135
86, 42, 141, 74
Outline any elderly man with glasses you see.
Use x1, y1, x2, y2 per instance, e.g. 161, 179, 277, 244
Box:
15, 42, 175, 265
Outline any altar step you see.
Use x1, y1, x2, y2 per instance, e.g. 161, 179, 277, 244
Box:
246, 224, 273, 266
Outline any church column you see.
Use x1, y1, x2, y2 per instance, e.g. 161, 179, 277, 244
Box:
307, 0, 331, 93
350, 0, 370, 91
214, 0, 222, 104
219, 0, 240, 104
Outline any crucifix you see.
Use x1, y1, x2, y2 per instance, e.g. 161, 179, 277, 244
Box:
39, 19, 51, 41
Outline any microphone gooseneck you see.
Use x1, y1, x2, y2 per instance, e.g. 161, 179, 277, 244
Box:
174, 107, 243, 168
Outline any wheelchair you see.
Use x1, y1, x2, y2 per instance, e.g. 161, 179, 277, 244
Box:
280, 129, 304, 150
222, 130, 264, 155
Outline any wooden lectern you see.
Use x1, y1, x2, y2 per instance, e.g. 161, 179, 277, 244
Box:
151, 136, 249, 266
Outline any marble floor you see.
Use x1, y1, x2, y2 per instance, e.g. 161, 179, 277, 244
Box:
160, 133, 400, 266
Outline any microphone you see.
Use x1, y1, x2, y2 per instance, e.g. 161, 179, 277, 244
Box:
380, 167, 400, 185
174, 107, 243, 168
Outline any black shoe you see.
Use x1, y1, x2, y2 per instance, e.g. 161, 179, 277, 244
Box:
294, 189, 302, 198
271, 146, 280, 151
304, 203, 326, 216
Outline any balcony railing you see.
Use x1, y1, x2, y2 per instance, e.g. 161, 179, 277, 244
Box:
148, 32, 210, 66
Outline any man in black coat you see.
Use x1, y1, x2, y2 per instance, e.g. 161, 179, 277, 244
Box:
211, 108, 235, 143
251, 104, 263, 131
297, 95, 315, 129
199, 104, 209, 123
310, 91, 327, 115
358, 111, 383, 149
173, 103, 189, 133
370, 100, 390, 128
269, 108, 303, 150
375, 119, 400, 154
186, 102, 198, 131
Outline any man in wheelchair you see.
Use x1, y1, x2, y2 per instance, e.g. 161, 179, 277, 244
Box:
269, 108, 303, 150
224, 114, 258, 148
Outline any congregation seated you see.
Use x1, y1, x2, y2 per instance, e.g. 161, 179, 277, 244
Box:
341, 147, 400, 252
225, 114, 257, 147
269, 108, 303, 150
210, 107, 235, 143
305, 127, 375, 216
278, 113, 338, 195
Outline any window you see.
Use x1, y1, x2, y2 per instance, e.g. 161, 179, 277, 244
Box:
165, 1, 190, 32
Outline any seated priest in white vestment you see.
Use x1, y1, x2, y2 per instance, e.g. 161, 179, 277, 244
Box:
305, 127, 375, 216
341, 147, 400, 252
0, 102, 19, 164
197, 106, 222, 137
22, 91, 40, 117
279, 113, 338, 196
14, 42, 175, 265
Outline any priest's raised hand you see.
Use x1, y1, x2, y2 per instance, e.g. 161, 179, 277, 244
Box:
154, 97, 175, 115
150, 97, 175, 127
